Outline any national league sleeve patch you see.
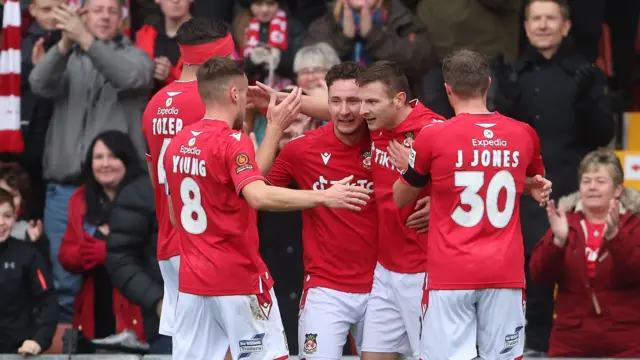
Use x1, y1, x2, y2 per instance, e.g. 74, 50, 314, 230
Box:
235, 153, 254, 174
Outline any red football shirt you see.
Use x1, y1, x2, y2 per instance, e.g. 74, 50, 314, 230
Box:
267, 123, 377, 293
585, 220, 605, 280
370, 101, 445, 274
142, 80, 205, 260
404, 112, 545, 289
163, 120, 273, 296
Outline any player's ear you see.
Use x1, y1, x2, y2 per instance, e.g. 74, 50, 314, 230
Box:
444, 83, 453, 97
229, 86, 239, 104
394, 91, 407, 108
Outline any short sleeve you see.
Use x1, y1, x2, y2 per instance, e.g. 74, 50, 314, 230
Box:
266, 141, 296, 187
524, 124, 545, 177
225, 132, 266, 195
402, 126, 435, 187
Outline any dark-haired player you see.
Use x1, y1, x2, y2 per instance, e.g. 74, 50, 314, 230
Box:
141, 17, 235, 340
163, 57, 372, 360
262, 62, 376, 359
355, 61, 445, 360
393, 49, 550, 360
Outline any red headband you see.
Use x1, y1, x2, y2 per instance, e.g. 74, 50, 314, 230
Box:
179, 33, 235, 65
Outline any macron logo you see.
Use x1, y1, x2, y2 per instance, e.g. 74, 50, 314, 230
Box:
321, 152, 331, 165
166, 91, 182, 97
230, 133, 242, 141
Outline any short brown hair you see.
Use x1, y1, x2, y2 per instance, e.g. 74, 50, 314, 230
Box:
0, 188, 16, 213
525, 0, 570, 20
356, 61, 411, 99
442, 49, 490, 99
325, 61, 364, 89
578, 149, 624, 187
197, 57, 246, 102
0, 163, 29, 203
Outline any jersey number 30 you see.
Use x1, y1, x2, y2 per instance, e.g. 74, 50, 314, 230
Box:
451, 170, 516, 229
179, 177, 207, 234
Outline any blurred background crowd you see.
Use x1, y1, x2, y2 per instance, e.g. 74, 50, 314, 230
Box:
0, 0, 639, 357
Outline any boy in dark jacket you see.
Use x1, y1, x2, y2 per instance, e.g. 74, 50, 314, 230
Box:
0, 188, 58, 355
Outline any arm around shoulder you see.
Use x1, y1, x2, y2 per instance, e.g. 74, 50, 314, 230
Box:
242, 180, 324, 212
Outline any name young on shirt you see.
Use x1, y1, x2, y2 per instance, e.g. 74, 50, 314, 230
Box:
312, 175, 374, 191
171, 145, 206, 177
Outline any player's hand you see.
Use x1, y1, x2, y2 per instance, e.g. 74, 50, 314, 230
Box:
546, 200, 568, 247
322, 175, 371, 211
529, 174, 552, 206
387, 139, 410, 172
603, 199, 620, 241
247, 84, 270, 109
267, 86, 302, 131
406, 196, 430, 233
18, 340, 42, 356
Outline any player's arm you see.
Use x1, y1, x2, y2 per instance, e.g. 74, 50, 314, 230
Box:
254, 81, 331, 121
242, 177, 367, 211
522, 124, 551, 203
228, 133, 369, 211
393, 131, 433, 207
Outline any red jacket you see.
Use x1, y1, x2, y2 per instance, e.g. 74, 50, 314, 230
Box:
58, 186, 146, 341
135, 25, 183, 87
529, 189, 640, 357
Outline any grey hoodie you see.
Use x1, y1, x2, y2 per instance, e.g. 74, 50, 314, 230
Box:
28, 36, 154, 183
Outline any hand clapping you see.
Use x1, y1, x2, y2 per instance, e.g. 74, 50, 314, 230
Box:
603, 199, 620, 241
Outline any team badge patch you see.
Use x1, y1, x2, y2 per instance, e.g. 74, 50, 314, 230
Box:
235, 153, 254, 174
362, 151, 371, 170
403, 131, 415, 147
303, 333, 318, 354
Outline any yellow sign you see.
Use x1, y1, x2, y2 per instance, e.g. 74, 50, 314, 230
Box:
616, 151, 640, 190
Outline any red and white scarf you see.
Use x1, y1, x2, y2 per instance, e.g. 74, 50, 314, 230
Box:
0, 0, 24, 153
243, 9, 288, 57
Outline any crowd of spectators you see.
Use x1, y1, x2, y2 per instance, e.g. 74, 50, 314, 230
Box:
0, 0, 638, 356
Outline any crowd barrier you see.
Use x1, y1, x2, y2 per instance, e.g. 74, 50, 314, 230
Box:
0, 356, 638, 360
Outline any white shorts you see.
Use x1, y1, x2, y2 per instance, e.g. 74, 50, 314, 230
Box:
298, 287, 368, 359
361, 263, 424, 358
173, 288, 289, 360
158, 255, 180, 336
421, 288, 526, 360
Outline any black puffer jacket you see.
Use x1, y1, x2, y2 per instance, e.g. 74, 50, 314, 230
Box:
105, 175, 163, 342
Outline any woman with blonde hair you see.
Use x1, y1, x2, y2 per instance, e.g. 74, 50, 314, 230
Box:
529, 149, 640, 357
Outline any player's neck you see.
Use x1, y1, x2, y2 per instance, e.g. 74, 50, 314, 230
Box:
453, 98, 490, 115
203, 105, 237, 128
178, 65, 198, 82
390, 105, 413, 129
334, 126, 365, 146
165, 15, 192, 38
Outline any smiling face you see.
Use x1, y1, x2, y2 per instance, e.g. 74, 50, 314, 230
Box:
579, 165, 623, 213
250, 0, 279, 23
0, 201, 15, 243
85, 0, 122, 41
524, 0, 571, 54
358, 81, 397, 131
328, 79, 366, 136
92, 140, 126, 190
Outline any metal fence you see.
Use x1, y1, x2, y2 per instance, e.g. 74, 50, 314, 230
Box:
0, 356, 636, 360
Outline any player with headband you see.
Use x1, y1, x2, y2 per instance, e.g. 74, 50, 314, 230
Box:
141, 17, 234, 347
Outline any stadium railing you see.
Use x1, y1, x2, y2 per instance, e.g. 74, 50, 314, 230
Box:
0, 355, 638, 360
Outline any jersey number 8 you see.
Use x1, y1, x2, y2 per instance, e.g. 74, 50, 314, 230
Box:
179, 177, 207, 234
451, 170, 516, 229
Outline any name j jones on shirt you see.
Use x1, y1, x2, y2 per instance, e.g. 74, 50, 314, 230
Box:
172, 145, 207, 177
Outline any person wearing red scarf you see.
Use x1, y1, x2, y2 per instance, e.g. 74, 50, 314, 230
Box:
239, 0, 305, 88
